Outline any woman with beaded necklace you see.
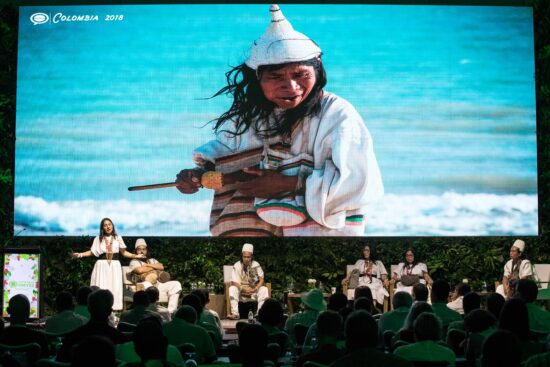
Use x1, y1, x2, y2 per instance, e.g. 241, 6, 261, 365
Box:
73, 218, 145, 311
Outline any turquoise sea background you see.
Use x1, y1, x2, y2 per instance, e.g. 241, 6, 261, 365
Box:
15, 4, 537, 236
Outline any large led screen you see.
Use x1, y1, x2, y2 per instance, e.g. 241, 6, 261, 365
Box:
15, 4, 537, 236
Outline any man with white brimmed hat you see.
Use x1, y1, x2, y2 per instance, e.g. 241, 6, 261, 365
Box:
496, 239, 533, 299
228, 243, 269, 319
129, 238, 182, 315
175, 4, 383, 237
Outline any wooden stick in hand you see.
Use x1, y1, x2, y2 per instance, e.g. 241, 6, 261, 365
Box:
128, 182, 178, 191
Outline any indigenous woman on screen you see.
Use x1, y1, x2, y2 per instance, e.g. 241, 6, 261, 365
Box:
174, 4, 383, 237
393, 247, 433, 296
73, 217, 145, 311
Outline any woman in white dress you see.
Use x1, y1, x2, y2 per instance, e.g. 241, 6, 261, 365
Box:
393, 247, 433, 296
73, 218, 145, 310
342, 244, 389, 306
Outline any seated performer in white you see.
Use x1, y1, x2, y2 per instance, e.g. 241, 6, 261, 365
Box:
342, 244, 389, 306
228, 243, 269, 320
393, 247, 433, 296
496, 239, 533, 299
129, 238, 182, 314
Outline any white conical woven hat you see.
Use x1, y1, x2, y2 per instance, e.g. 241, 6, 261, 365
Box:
245, 4, 322, 70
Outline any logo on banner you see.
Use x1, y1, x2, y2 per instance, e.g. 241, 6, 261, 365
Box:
30, 13, 49, 25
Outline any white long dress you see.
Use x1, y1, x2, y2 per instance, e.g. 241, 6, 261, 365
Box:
347, 259, 389, 305
394, 262, 428, 295
90, 235, 126, 310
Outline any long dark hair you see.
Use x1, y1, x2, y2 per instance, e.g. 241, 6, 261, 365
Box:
99, 217, 117, 242
211, 58, 327, 138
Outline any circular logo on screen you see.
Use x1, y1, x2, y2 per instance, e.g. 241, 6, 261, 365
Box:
30, 13, 49, 25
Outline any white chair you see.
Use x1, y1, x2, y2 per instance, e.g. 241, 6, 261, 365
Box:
533, 264, 550, 289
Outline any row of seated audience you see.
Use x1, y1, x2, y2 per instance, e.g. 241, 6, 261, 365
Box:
0, 278, 549, 367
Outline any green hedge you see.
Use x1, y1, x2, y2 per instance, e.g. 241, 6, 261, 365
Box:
1, 1, 549, 316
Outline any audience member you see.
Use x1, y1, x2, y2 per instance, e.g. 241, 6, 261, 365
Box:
394, 312, 456, 366
258, 298, 289, 354
130, 318, 179, 367
286, 288, 326, 347
516, 279, 550, 333
162, 305, 216, 363
499, 298, 531, 341
74, 286, 93, 320
412, 283, 429, 302
190, 288, 223, 343
353, 297, 373, 313
379, 292, 413, 335
304, 292, 348, 348
463, 309, 498, 363
329, 310, 412, 367
180, 294, 203, 322
524, 334, 550, 367
353, 286, 381, 314
430, 280, 462, 330
0, 294, 49, 357
57, 289, 126, 362
145, 286, 171, 322
480, 330, 522, 367
119, 290, 162, 325
296, 311, 345, 367
116, 318, 183, 364
72, 335, 117, 367
392, 301, 434, 347
485, 292, 505, 320
447, 291, 481, 332
258, 298, 285, 334
239, 323, 268, 367
499, 298, 544, 362
447, 282, 471, 315
45, 290, 88, 335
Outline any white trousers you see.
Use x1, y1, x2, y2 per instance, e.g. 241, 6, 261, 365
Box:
140, 280, 182, 313
229, 285, 269, 315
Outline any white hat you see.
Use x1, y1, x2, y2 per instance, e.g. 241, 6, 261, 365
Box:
135, 238, 147, 248
512, 239, 525, 252
245, 4, 322, 70
242, 243, 254, 254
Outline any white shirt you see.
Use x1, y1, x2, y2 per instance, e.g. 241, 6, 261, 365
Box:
231, 260, 264, 287
90, 235, 126, 257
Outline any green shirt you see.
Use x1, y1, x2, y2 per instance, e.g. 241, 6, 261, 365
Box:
431, 302, 462, 328
116, 341, 184, 364
394, 340, 456, 367
525, 352, 550, 367
162, 318, 216, 363
74, 305, 90, 320
379, 306, 410, 333
526, 303, 550, 333
330, 347, 412, 367
285, 309, 320, 347
119, 306, 163, 325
